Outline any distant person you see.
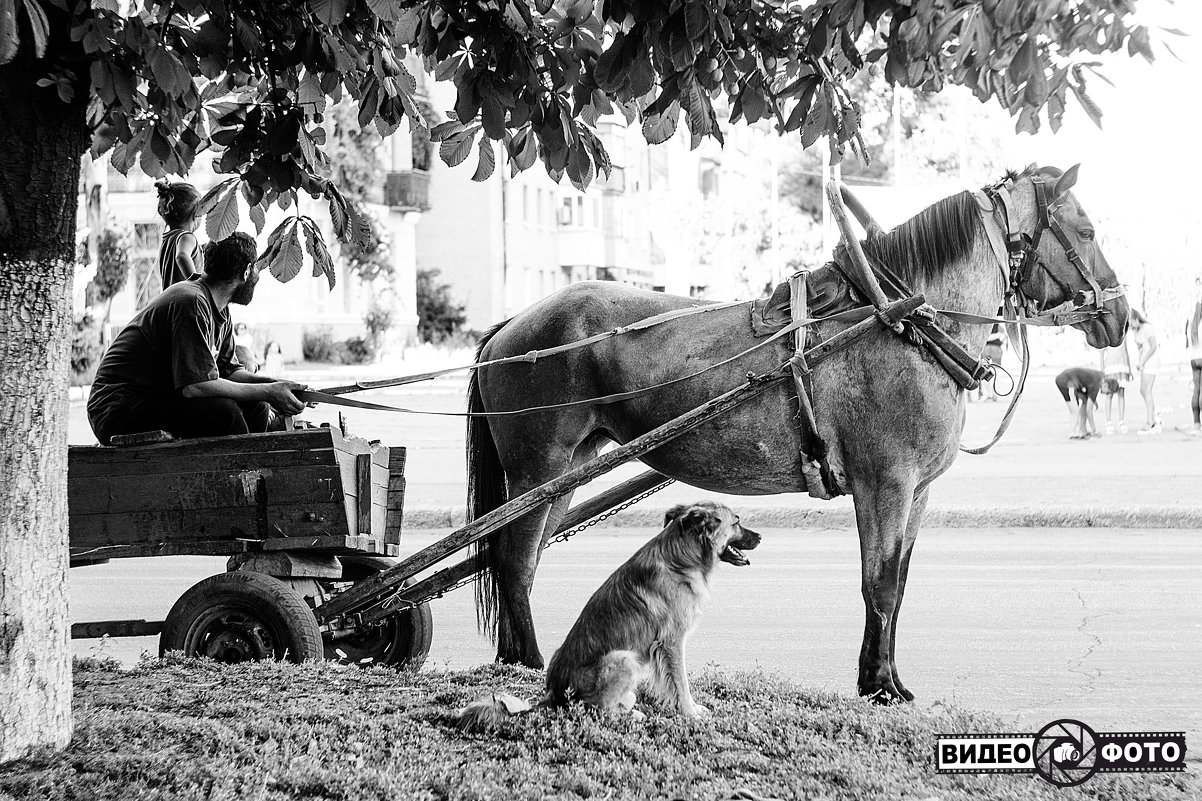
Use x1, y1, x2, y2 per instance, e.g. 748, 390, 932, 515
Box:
234, 322, 260, 373
1188, 280, 1201, 435
155, 179, 202, 288
87, 233, 306, 445
1099, 340, 1132, 435
1055, 367, 1102, 439
263, 340, 285, 376
1129, 308, 1162, 435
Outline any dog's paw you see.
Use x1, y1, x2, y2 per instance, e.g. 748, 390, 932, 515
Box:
684, 702, 711, 718
629, 708, 647, 722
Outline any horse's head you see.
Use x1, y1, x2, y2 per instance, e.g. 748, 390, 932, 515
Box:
1000, 165, 1128, 348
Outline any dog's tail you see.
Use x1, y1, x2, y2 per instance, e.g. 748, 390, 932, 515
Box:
455, 692, 538, 733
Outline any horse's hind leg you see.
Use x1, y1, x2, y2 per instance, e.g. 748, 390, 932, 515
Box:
851, 472, 917, 703
887, 486, 929, 703
493, 435, 604, 667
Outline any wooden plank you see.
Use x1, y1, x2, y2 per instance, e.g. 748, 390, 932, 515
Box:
69, 502, 347, 550
387, 446, 407, 474
314, 370, 787, 625
260, 535, 386, 554
69, 445, 340, 479
72, 620, 164, 639
69, 428, 338, 464
69, 539, 256, 560
69, 464, 343, 515
356, 453, 372, 536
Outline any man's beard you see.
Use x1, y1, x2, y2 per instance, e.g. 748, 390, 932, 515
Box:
230, 272, 258, 305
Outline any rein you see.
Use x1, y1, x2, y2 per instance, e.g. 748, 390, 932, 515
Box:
300, 304, 878, 417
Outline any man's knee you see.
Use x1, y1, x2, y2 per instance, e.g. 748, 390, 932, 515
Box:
239, 401, 273, 433
181, 397, 249, 437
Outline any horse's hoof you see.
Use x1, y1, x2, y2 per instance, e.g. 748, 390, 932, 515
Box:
858, 682, 909, 705
495, 653, 545, 670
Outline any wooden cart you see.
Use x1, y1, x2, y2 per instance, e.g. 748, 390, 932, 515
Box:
68, 425, 432, 667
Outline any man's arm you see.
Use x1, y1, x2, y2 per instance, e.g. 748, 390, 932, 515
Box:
1190, 301, 1201, 349
181, 377, 307, 415
226, 368, 276, 385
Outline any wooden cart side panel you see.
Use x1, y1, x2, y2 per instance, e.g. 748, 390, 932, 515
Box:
69, 464, 344, 515
69, 501, 349, 548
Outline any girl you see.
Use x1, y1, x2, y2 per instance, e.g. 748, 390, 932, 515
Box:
1188, 279, 1202, 435
1129, 308, 1162, 435
1099, 340, 1132, 435
155, 179, 202, 287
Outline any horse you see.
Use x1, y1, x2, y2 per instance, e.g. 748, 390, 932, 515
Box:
464, 165, 1128, 702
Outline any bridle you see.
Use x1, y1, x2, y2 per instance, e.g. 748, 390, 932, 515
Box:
973, 173, 1125, 326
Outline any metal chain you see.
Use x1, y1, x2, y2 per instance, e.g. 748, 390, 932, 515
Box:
404, 478, 678, 604
544, 479, 676, 548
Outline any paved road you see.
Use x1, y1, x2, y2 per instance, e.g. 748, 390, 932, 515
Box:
72, 526, 1202, 742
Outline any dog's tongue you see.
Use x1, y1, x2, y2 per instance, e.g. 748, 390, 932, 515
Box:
720, 545, 750, 566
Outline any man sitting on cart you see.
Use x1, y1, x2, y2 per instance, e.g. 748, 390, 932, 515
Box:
87, 232, 307, 445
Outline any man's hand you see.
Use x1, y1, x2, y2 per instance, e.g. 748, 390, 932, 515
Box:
262, 381, 307, 415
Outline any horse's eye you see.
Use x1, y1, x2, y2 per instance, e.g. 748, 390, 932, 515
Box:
1079, 229, 1095, 241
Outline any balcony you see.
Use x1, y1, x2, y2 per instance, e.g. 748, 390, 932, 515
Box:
383, 169, 431, 212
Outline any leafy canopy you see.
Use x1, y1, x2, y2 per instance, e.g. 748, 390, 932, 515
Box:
0, 0, 1160, 284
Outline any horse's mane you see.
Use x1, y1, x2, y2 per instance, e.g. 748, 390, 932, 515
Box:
834, 166, 1042, 287
835, 190, 980, 287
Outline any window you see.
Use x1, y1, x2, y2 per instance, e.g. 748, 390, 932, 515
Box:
132, 222, 162, 310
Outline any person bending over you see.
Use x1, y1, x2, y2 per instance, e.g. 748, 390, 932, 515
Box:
1188, 280, 1201, 435
1055, 367, 1102, 440
87, 232, 306, 444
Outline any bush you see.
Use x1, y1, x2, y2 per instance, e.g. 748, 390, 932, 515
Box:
70, 313, 104, 386
416, 267, 466, 344
302, 326, 338, 362
339, 336, 373, 365
363, 299, 395, 354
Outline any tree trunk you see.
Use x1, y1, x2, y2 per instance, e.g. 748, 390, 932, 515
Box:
0, 47, 90, 763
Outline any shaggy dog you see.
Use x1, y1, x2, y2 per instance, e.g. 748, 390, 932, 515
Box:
457, 501, 759, 731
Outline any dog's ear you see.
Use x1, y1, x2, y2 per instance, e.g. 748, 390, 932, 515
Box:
676, 506, 723, 538
663, 504, 690, 528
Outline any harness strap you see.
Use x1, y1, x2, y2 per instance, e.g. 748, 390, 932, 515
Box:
303, 304, 878, 417
959, 294, 1031, 455
319, 298, 747, 395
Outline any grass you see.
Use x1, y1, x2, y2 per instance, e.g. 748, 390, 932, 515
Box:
0, 656, 1196, 801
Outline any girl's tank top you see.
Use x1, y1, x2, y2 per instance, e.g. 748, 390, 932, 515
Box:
159, 229, 201, 288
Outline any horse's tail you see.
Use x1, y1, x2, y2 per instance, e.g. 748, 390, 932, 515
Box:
468, 320, 510, 640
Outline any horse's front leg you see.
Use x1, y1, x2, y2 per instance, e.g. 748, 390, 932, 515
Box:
887, 486, 929, 702
851, 473, 917, 703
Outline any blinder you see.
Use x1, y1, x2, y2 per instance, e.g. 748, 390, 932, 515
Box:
977, 172, 1118, 324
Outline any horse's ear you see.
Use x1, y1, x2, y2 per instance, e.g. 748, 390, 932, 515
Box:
1054, 164, 1081, 199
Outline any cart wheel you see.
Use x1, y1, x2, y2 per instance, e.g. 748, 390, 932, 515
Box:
324, 556, 433, 669
160, 572, 323, 663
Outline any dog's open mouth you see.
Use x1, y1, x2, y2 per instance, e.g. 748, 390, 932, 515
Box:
720, 544, 751, 566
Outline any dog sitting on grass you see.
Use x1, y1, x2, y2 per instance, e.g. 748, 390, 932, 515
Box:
457, 501, 760, 731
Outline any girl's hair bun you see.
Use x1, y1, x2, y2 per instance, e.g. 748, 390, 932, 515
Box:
155, 179, 171, 194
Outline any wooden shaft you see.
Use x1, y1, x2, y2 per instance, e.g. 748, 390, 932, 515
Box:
314, 375, 786, 624
825, 181, 892, 311
354, 469, 670, 623
838, 184, 884, 238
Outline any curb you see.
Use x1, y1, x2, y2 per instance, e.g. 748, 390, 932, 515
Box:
401, 504, 1202, 531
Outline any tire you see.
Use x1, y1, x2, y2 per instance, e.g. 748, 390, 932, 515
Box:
323, 556, 434, 669
160, 572, 323, 663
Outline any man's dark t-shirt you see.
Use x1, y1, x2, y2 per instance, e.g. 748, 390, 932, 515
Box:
87, 276, 242, 439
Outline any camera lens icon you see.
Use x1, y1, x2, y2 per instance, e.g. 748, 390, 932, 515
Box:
1052, 743, 1081, 764
1034, 719, 1099, 787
